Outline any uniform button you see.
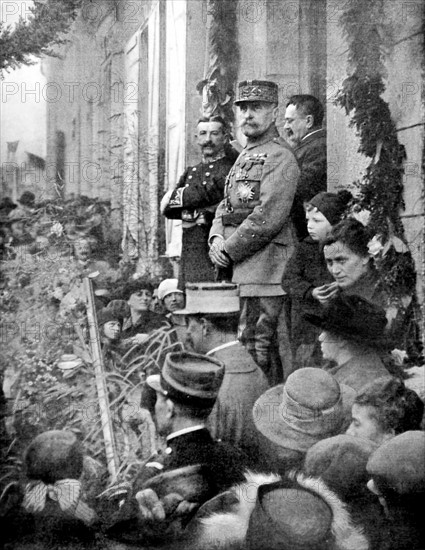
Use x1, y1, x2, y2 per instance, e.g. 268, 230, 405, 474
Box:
202, 181, 207, 185
185, 184, 189, 188
229, 184, 232, 188
260, 208, 263, 212
209, 164, 214, 168
262, 220, 266, 224
252, 234, 255, 237
205, 172, 210, 176
165, 447, 172, 455
251, 222, 254, 226
188, 175, 192, 179
192, 167, 197, 171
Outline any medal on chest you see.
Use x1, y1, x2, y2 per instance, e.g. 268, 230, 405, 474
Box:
236, 181, 255, 203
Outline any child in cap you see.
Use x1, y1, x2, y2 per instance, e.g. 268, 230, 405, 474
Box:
282, 190, 352, 368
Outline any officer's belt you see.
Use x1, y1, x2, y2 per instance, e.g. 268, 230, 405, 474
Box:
222, 210, 252, 226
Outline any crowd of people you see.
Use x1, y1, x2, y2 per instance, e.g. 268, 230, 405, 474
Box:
1, 82, 424, 550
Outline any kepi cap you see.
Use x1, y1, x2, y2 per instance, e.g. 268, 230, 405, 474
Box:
235, 80, 278, 104
174, 282, 239, 316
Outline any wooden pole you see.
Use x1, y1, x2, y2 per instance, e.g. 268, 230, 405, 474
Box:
84, 277, 118, 480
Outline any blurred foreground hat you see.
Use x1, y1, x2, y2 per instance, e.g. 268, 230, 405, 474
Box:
304, 434, 378, 499
235, 80, 278, 104
245, 475, 369, 550
174, 282, 239, 316
246, 480, 333, 550
253, 368, 355, 453
367, 431, 425, 495
146, 351, 224, 409
25, 430, 83, 483
157, 278, 183, 301
307, 190, 352, 226
305, 294, 388, 348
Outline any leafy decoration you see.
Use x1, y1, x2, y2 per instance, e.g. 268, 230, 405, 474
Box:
0, 0, 82, 75
335, 0, 417, 301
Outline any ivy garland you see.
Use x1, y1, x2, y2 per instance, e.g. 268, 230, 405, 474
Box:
335, 0, 417, 301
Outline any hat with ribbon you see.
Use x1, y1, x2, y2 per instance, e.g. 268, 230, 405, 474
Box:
304, 294, 388, 348
235, 80, 279, 104
253, 368, 355, 453
146, 351, 224, 409
173, 282, 239, 316
23, 430, 96, 525
157, 278, 184, 301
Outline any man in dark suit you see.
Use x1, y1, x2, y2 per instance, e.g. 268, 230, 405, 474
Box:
104, 351, 246, 545
284, 94, 327, 241
174, 282, 269, 463
161, 116, 238, 289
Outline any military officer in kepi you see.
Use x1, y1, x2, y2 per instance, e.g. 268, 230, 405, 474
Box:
161, 116, 238, 290
209, 80, 300, 384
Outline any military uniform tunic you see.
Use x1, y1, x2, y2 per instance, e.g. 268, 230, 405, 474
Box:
209, 124, 299, 381
210, 125, 299, 295
164, 154, 236, 289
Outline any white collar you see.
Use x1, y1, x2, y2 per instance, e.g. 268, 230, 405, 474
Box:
302, 128, 322, 141
206, 340, 239, 356
166, 425, 205, 442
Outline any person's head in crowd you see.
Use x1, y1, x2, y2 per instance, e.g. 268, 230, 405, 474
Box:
73, 238, 92, 263
323, 218, 372, 290
0, 225, 12, 246
98, 308, 123, 343
252, 368, 355, 474
346, 377, 424, 445
241, 474, 369, 550
0, 196, 17, 216
10, 219, 26, 239
146, 351, 224, 437
157, 279, 185, 313
18, 191, 36, 210
174, 282, 240, 354
284, 94, 324, 147
196, 115, 229, 161
366, 431, 425, 538
304, 434, 378, 501
124, 278, 155, 314
306, 294, 388, 361
304, 190, 352, 243
234, 80, 279, 140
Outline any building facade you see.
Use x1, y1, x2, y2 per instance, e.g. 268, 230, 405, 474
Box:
44, 0, 424, 308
